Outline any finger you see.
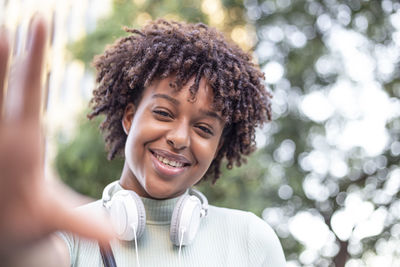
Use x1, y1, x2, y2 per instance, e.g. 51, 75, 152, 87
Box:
0, 26, 10, 120
43, 181, 115, 243
21, 15, 48, 122
58, 208, 115, 244
5, 15, 48, 123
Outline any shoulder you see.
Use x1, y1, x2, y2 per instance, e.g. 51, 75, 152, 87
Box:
208, 205, 250, 219
207, 205, 280, 245
207, 205, 272, 231
207, 206, 286, 266
245, 212, 286, 266
205, 205, 252, 230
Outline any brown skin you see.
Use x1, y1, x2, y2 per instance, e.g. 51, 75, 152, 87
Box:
120, 76, 224, 199
0, 14, 267, 265
89, 20, 272, 184
0, 15, 113, 262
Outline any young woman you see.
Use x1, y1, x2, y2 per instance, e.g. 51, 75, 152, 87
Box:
0, 16, 285, 266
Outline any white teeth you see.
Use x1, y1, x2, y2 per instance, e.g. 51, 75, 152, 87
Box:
155, 154, 184, 168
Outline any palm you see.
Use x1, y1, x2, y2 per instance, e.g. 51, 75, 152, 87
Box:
0, 15, 113, 257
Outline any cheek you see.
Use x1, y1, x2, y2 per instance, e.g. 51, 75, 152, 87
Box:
192, 137, 220, 167
128, 112, 162, 146
124, 132, 140, 166
125, 116, 171, 163
125, 118, 150, 161
126, 125, 156, 158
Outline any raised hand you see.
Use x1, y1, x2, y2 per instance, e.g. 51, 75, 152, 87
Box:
0, 15, 113, 260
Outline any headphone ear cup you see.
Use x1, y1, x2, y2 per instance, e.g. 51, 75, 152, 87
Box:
108, 190, 146, 241
170, 195, 202, 246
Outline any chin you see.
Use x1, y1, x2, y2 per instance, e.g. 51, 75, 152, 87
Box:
144, 182, 181, 200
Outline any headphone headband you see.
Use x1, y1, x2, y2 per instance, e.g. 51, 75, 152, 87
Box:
103, 181, 208, 215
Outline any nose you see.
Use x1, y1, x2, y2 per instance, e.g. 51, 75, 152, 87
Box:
166, 122, 190, 150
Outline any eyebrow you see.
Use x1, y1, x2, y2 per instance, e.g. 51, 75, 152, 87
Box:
152, 93, 223, 124
152, 93, 180, 105
199, 109, 223, 124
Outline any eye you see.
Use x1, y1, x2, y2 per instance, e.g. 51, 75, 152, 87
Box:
153, 109, 173, 119
197, 125, 214, 136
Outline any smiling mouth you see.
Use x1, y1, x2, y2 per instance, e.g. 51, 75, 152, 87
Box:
150, 150, 191, 169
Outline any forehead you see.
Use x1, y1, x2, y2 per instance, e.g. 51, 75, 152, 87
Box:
143, 76, 215, 108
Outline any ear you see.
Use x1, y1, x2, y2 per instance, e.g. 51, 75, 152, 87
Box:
122, 103, 136, 135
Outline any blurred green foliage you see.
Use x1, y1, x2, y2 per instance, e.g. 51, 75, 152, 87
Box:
69, 0, 247, 68
56, 114, 124, 197
56, 0, 400, 266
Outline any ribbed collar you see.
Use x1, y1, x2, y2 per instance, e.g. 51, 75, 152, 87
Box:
141, 196, 180, 224
114, 182, 183, 225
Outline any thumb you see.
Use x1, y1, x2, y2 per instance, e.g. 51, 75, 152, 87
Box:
42, 180, 115, 243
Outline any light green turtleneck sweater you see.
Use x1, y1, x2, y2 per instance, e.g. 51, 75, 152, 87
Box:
58, 187, 286, 267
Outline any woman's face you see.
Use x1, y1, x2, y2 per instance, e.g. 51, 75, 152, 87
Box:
120, 76, 224, 199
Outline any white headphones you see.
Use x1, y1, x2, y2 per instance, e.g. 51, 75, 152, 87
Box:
102, 181, 209, 246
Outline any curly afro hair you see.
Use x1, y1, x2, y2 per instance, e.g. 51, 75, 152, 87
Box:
88, 19, 272, 184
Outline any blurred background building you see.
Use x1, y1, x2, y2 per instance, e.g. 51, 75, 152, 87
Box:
2, 0, 400, 266
0, 0, 112, 178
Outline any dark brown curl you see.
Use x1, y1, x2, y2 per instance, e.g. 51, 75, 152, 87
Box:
88, 19, 272, 183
